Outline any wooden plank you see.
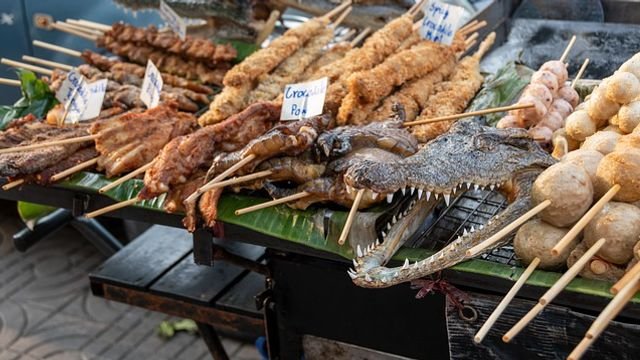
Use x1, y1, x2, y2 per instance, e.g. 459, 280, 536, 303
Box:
217, 272, 265, 317
101, 283, 265, 339
447, 291, 640, 359
90, 226, 192, 290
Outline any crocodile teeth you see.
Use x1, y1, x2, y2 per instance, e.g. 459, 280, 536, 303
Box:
365, 274, 372, 282
357, 245, 363, 258
347, 270, 357, 279
466, 182, 471, 189
452, 187, 456, 194
496, 183, 501, 188
471, 226, 475, 232
474, 184, 479, 191
480, 225, 484, 230
410, 186, 416, 195
435, 193, 439, 200
417, 188, 423, 199
353, 259, 358, 267
426, 191, 431, 201
490, 184, 495, 191
401, 187, 406, 196
392, 215, 397, 224
381, 277, 388, 283
376, 238, 381, 246
382, 231, 387, 238
463, 228, 468, 236
366, 244, 371, 253
444, 194, 451, 206
387, 193, 394, 203
386, 223, 391, 230
346, 186, 353, 195
403, 258, 410, 269
371, 192, 379, 199
414, 261, 420, 268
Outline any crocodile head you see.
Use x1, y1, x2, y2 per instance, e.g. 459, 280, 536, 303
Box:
344, 120, 556, 288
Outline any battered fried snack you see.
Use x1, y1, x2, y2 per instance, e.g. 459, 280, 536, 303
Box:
411, 33, 495, 142
223, 17, 330, 87
197, 82, 254, 126
301, 41, 352, 80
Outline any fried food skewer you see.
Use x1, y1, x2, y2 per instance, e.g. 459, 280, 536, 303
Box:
49, 157, 98, 182
338, 188, 365, 245
235, 191, 311, 216
84, 197, 140, 218
98, 161, 154, 194
350, 27, 371, 46
185, 154, 257, 203
404, 103, 535, 127
0, 134, 96, 154
2, 179, 25, 190
610, 257, 640, 294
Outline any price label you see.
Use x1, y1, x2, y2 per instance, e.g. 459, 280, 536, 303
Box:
82, 79, 108, 120
280, 77, 328, 121
419, 1, 464, 45
55, 70, 89, 123
159, 0, 187, 40
140, 60, 164, 109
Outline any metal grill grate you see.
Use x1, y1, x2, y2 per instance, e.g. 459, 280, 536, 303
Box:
414, 189, 521, 267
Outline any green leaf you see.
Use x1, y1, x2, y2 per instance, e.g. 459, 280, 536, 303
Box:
16, 201, 56, 230
223, 39, 260, 62
0, 69, 58, 130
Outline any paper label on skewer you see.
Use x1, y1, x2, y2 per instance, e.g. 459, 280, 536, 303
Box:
55, 69, 89, 123
419, 1, 464, 45
280, 77, 328, 121
140, 60, 164, 109
82, 79, 108, 120
159, 0, 187, 40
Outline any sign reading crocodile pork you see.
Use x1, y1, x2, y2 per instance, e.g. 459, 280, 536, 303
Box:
419, 0, 464, 45
55, 70, 107, 123
280, 77, 328, 121
140, 60, 164, 109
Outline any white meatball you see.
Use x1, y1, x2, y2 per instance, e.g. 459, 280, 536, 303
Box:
531, 70, 560, 94
566, 110, 597, 141
617, 100, 640, 133
605, 71, 640, 104
496, 115, 525, 129
540, 60, 569, 84
587, 91, 621, 123
551, 98, 573, 119
619, 53, 640, 80
580, 131, 621, 155
522, 83, 554, 108
538, 111, 564, 131
509, 96, 548, 126
558, 85, 580, 108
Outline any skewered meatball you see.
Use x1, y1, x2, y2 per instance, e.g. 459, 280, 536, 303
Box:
596, 149, 640, 202
587, 89, 621, 123
617, 100, 640, 133
603, 124, 624, 134
514, 218, 575, 270
510, 96, 548, 126
619, 53, 640, 80
523, 83, 554, 108
562, 149, 603, 185
551, 98, 573, 119
615, 132, 640, 151
566, 110, 596, 141
580, 131, 621, 155
584, 202, 640, 264
532, 162, 594, 227
496, 115, 524, 129
540, 60, 569, 84
531, 70, 559, 94
528, 125, 553, 147
558, 85, 580, 108
567, 242, 625, 282
538, 111, 564, 131
605, 71, 640, 104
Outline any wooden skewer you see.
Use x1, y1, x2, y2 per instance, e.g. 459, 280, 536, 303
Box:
611, 260, 640, 294
338, 28, 357, 42
51, 22, 97, 41
330, 7, 352, 29
408, 0, 427, 17
235, 191, 310, 216
185, 154, 257, 203
338, 188, 365, 245
0, 78, 20, 87
550, 184, 620, 256
22, 55, 73, 71
84, 197, 140, 219
350, 27, 371, 46
201, 170, 273, 191
559, 35, 577, 63
2, 178, 25, 191
74, 19, 112, 32
59, 21, 103, 36
466, 200, 551, 257
458, 20, 479, 34
464, 39, 477, 53
571, 58, 590, 89
474, 257, 540, 344
255, 10, 280, 45
459, 20, 487, 36
0, 134, 96, 154
32, 40, 82, 57
404, 103, 535, 127
321, 0, 352, 21
567, 337, 594, 360
1, 58, 53, 76
98, 162, 154, 194
465, 32, 479, 46
502, 238, 607, 343
49, 158, 98, 182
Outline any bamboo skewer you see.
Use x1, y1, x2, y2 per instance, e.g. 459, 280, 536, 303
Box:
2, 179, 25, 190
185, 154, 257, 203
474, 257, 540, 344
559, 35, 577, 63
59, 21, 103, 37
551, 184, 620, 256
350, 27, 371, 46
84, 197, 140, 218
502, 238, 607, 343
330, 7, 352, 29
33, 40, 82, 57
50, 22, 98, 41
74, 19, 112, 32
255, 10, 280, 45
403, 103, 535, 127
235, 191, 310, 216
459, 20, 479, 34
0, 134, 96, 154
466, 200, 551, 257
0, 78, 20, 87
464, 39, 477, 53
98, 162, 155, 194
568, 276, 640, 360
49, 158, 98, 182
321, 1, 352, 21
571, 58, 590, 89
611, 261, 640, 294
1, 58, 53, 76
464, 32, 479, 47
408, 0, 427, 17
22, 55, 73, 71
338, 188, 365, 245
459, 20, 487, 36
338, 28, 357, 42
201, 170, 273, 191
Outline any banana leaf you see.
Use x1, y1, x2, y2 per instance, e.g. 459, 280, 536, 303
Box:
17, 202, 56, 230
224, 40, 260, 62
0, 70, 58, 130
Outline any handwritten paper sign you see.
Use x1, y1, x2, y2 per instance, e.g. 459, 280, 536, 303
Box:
159, 0, 187, 40
55, 70, 89, 123
140, 60, 164, 109
419, 1, 464, 45
82, 79, 108, 120
280, 77, 328, 121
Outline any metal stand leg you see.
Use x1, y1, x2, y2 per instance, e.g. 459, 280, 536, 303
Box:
13, 209, 73, 251
71, 217, 124, 256
196, 322, 230, 360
